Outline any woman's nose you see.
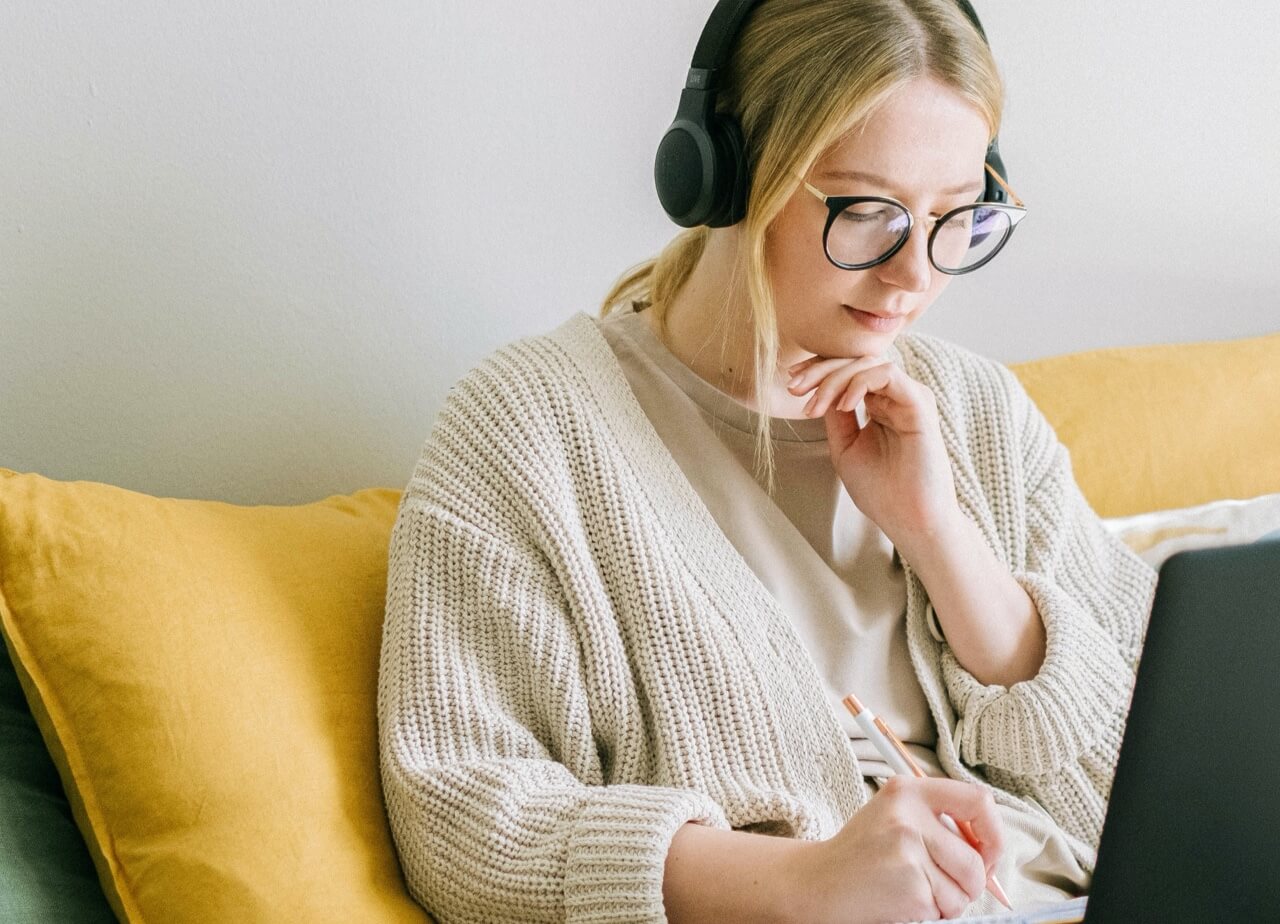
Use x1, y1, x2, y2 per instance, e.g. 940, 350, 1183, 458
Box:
876, 221, 932, 293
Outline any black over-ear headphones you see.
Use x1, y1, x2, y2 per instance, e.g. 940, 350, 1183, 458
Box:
654, 0, 1010, 229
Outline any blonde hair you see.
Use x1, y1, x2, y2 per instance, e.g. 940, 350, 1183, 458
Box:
600, 0, 1004, 497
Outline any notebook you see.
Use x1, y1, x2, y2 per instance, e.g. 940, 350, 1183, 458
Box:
944, 894, 1088, 923
940, 536, 1280, 923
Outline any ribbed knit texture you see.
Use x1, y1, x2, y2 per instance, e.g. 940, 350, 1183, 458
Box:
377, 311, 1159, 923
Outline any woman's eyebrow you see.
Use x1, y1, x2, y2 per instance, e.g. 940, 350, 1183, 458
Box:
818, 168, 983, 197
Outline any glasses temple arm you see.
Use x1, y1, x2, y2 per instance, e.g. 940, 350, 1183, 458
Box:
984, 163, 1025, 208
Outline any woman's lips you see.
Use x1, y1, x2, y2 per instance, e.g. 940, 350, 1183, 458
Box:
845, 305, 904, 332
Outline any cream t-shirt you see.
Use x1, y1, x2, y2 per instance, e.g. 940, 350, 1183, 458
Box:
595, 305, 1091, 906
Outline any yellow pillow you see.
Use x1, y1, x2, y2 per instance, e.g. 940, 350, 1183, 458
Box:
0, 469, 431, 924
1008, 331, 1280, 517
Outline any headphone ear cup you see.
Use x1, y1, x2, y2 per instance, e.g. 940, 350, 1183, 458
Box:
655, 117, 719, 228
654, 109, 748, 228
704, 114, 749, 227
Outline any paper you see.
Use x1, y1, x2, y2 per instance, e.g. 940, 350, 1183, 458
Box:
936, 895, 1087, 923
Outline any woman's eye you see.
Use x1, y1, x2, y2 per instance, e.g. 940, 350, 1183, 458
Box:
838, 208, 887, 224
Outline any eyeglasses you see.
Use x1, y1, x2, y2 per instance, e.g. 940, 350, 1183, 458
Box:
801, 163, 1028, 275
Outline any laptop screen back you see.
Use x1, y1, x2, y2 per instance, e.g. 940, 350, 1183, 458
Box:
1086, 537, 1280, 921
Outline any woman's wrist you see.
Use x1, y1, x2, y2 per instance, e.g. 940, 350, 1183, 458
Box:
663, 821, 815, 924
882, 503, 970, 575
772, 834, 822, 924
896, 507, 1048, 687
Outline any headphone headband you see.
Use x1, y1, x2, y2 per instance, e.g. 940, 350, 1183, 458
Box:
689, 0, 764, 74
655, 0, 1010, 228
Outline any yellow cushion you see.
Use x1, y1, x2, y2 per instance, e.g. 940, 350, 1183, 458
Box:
0, 469, 431, 924
1008, 331, 1280, 518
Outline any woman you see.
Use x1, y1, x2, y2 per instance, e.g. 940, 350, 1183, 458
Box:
377, 2, 1158, 921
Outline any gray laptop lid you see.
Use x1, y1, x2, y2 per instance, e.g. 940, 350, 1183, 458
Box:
1085, 537, 1280, 921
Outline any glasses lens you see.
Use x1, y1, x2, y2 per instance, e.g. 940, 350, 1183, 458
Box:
931, 205, 1014, 273
825, 200, 911, 268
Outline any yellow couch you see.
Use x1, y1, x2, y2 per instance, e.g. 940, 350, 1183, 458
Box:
1010, 331, 1280, 517
1, 330, 1277, 923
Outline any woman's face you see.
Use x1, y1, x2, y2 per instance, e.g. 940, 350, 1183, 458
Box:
764, 75, 993, 361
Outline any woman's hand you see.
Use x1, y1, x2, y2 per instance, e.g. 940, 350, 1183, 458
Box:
781, 776, 1006, 924
788, 352, 1050, 687
787, 353, 961, 555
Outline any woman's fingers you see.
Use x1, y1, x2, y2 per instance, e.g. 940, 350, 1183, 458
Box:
794, 358, 891, 416
916, 783, 1004, 918
787, 353, 859, 377
788, 356, 939, 433
921, 815, 990, 912
918, 851, 973, 921
825, 365, 897, 419
839, 366, 936, 431
787, 355, 883, 396
786, 355, 822, 376
921, 780, 1006, 874
820, 395, 863, 460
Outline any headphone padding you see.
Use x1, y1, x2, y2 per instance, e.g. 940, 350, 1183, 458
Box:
984, 141, 1009, 204
705, 114, 748, 227
655, 119, 718, 228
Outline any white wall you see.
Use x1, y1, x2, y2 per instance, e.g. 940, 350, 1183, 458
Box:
3, 1, 1277, 504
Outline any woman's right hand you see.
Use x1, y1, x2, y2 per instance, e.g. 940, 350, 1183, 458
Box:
782, 775, 1006, 923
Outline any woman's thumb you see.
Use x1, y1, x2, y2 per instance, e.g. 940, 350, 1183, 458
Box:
823, 399, 863, 463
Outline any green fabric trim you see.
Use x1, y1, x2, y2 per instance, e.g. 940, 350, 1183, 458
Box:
0, 634, 116, 922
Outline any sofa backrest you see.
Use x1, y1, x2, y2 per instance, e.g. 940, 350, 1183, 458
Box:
1009, 331, 1280, 517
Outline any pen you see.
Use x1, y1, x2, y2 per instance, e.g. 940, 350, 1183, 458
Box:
842, 692, 1013, 911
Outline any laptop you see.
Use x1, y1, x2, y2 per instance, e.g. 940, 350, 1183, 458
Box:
952, 536, 1280, 923
1083, 535, 1280, 921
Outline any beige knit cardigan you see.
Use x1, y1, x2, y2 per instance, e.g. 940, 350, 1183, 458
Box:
377, 311, 1158, 923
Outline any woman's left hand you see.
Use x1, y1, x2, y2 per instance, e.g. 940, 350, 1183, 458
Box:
787, 354, 962, 554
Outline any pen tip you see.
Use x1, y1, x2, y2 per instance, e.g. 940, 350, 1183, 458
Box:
842, 693, 863, 716
989, 875, 1013, 909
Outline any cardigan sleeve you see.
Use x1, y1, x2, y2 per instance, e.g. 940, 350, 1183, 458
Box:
932, 364, 1158, 844
377, 498, 730, 924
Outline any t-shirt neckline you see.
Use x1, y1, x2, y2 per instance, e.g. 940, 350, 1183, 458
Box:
608, 306, 904, 444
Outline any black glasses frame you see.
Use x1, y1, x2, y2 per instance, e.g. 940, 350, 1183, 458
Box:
801, 164, 1028, 276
